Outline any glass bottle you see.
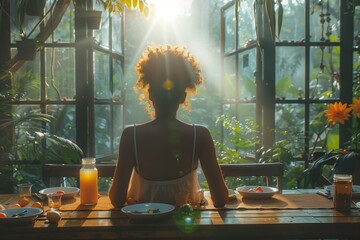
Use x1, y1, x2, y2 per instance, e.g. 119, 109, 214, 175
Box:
80, 157, 98, 205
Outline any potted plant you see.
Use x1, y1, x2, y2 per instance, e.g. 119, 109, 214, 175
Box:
16, 38, 38, 60
13, 0, 54, 60
25, 0, 46, 16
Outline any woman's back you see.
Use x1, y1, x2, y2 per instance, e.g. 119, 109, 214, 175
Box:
134, 120, 198, 181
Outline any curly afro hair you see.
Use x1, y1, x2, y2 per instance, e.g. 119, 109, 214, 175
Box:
135, 45, 204, 118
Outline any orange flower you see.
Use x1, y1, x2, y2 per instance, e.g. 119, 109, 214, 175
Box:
324, 102, 351, 125
350, 98, 360, 118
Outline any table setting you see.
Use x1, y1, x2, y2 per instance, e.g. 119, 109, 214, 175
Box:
1, 183, 360, 240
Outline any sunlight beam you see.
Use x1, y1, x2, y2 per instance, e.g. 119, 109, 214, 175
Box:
150, 0, 192, 21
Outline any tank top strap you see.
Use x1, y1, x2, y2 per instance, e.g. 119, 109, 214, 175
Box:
191, 124, 196, 170
133, 124, 140, 173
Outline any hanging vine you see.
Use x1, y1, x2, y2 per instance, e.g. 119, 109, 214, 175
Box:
310, 0, 340, 99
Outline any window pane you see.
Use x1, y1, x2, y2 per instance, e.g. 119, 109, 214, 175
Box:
95, 10, 110, 48
221, 103, 256, 157
276, 46, 305, 99
237, 103, 256, 123
224, 55, 236, 99
112, 14, 122, 53
95, 105, 111, 158
309, 1, 340, 42
13, 105, 42, 160
224, 4, 236, 53
94, 50, 111, 99
309, 46, 340, 99
52, 1, 75, 43
354, 51, 360, 96
279, 0, 305, 41
45, 48, 76, 100
13, 57, 41, 101
309, 103, 336, 151
47, 105, 76, 142
113, 105, 123, 154
237, 0, 256, 48
113, 59, 123, 101
221, 104, 238, 151
275, 104, 304, 156
238, 48, 256, 99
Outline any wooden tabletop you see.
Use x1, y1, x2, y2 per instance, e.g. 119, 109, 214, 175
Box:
1, 190, 360, 240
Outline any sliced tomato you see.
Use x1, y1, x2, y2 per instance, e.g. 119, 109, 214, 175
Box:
56, 190, 65, 195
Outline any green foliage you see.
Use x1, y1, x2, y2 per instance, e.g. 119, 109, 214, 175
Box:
239, 74, 256, 96
214, 114, 302, 189
276, 76, 299, 97
0, 69, 83, 163
0, 69, 83, 192
214, 115, 259, 164
257, 140, 293, 164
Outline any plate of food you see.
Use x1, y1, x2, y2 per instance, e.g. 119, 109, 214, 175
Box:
0, 207, 43, 224
39, 187, 80, 200
236, 186, 279, 199
324, 185, 360, 198
121, 203, 175, 221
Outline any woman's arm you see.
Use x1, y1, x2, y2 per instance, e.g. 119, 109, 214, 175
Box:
197, 126, 228, 208
109, 127, 135, 208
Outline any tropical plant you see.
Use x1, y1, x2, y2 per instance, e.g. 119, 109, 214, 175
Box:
214, 115, 259, 164
214, 114, 302, 189
261, 0, 283, 41
0, 69, 83, 193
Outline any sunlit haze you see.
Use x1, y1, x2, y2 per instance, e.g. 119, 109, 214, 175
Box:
128, 0, 221, 90
149, 0, 193, 20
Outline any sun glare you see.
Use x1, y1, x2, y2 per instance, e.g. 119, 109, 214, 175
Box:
151, 0, 190, 20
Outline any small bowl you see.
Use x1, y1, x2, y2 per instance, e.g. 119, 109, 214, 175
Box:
236, 186, 279, 199
39, 187, 79, 200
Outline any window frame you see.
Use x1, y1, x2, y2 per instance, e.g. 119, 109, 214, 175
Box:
220, 0, 355, 167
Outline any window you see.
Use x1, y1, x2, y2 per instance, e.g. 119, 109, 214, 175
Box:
220, 0, 356, 168
1, 0, 124, 163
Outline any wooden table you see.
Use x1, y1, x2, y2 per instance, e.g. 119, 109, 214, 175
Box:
1, 190, 360, 240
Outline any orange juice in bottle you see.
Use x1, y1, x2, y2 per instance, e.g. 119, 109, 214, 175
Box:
80, 158, 98, 205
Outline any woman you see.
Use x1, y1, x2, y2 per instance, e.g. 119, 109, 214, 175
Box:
109, 45, 228, 208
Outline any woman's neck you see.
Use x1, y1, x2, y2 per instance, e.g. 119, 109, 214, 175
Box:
153, 104, 179, 122
154, 110, 177, 121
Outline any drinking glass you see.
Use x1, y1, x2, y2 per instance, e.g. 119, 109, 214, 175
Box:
17, 183, 33, 198
333, 174, 352, 211
47, 193, 63, 211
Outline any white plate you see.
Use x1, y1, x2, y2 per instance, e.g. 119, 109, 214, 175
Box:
121, 203, 175, 221
236, 186, 279, 199
0, 207, 43, 224
324, 185, 360, 198
39, 187, 79, 199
